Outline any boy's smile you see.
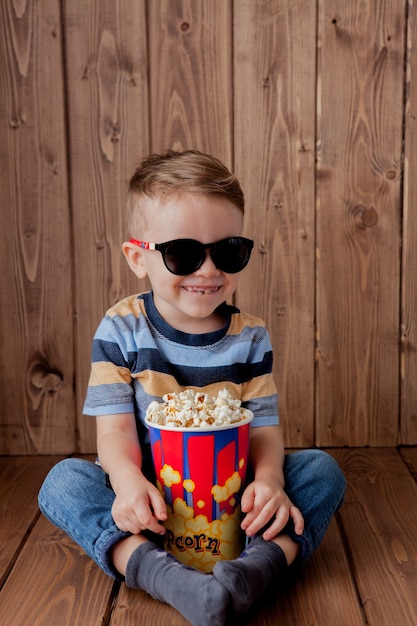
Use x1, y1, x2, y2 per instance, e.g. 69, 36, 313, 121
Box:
183, 286, 221, 295
123, 192, 246, 334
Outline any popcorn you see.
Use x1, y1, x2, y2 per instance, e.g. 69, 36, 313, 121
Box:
145, 388, 252, 429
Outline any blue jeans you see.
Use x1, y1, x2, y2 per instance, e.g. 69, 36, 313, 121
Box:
38, 449, 345, 579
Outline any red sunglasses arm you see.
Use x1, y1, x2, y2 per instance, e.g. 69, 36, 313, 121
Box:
129, 239, 156, 250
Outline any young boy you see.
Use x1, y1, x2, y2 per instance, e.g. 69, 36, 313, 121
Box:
39, 150, 345, 626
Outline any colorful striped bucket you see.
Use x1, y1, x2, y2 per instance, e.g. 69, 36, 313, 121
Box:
147, 413, 253, 573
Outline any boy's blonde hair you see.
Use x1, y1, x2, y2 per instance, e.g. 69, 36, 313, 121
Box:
126, 150, 245, 237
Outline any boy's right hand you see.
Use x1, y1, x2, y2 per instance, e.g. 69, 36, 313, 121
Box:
111, 473, 167, 536
96, 412, 167, 536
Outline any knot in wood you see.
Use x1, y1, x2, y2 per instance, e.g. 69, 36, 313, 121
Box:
361, 207, 378, 228
30, 364, 63, 393
353, 205, 378, 229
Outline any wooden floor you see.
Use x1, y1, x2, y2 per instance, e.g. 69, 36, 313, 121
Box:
1, 448, 417, 626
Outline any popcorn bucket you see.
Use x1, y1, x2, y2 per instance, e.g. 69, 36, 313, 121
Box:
147, 413, 253, 573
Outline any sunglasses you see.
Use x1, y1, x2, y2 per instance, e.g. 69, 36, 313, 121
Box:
129, 237, 254, 275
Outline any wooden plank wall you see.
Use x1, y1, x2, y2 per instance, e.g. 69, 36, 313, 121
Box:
0, 0, 415, 454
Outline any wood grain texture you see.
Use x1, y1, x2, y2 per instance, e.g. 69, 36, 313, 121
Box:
399, 446, 417, 481
0, 516, 114, 626
332, 448, 417, 626
64, 1, 150, 451
316, 0, 404, 446
233, 0, 317, 447
110, 585, 189, 626
401, 2, 417, 444
0, 456, 62, 585
0, 0, 75, 454
1, 4, 417, 452
148, 0, 233, 166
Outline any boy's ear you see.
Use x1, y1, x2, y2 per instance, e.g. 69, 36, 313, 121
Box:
122, 241, 148, 279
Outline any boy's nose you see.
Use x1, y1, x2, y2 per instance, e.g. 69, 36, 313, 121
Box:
194, 250, 220, 275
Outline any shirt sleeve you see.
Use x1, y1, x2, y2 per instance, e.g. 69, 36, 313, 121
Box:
237, 319, 279, 428
83, 313, 135, 416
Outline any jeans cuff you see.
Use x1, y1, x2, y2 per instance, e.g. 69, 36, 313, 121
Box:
97, 527, 131, 580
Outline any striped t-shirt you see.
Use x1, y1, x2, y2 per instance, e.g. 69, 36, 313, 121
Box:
83, 291, 279, 445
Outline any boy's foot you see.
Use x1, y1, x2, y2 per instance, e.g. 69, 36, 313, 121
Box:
213, 536, 288, 614
126, 542, 231, 626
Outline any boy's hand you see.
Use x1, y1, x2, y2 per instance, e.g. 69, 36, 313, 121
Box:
96, 412, 167, 537
111, 474, 167, 536
240, 478, 304, 541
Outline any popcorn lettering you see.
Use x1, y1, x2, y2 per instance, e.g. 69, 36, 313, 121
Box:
162, 498, 242, 571
165, 528, 220, 556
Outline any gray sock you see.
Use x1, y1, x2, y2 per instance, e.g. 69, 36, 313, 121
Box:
125, 542, 231, 626
213, 536, 288, 614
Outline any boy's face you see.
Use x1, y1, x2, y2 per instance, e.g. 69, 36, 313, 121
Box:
123, 192, 245, 333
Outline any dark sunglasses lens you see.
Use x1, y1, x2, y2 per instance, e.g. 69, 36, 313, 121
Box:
163, 240, 204, 275
213, 238, 253, 273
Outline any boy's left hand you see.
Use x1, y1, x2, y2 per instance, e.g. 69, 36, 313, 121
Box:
240, 478, 304, 541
